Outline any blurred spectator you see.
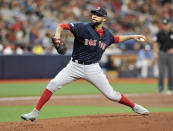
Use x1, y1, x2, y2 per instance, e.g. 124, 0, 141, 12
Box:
3, 43, 15, 55
32, 43, 44, 55
136, 44, 158, 78
0, 0, 172, 56
16, 46, 24, 55
5, 27, 18, 44
0, 44, 3, 53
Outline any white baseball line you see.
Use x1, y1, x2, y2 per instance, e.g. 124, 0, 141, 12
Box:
0, 93, 156, 101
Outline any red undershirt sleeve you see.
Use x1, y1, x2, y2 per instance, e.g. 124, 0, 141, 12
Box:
59, 24, 71, 30
114, 35, 120, 43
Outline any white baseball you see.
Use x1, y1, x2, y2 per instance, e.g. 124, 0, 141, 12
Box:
139, 38, 145, 42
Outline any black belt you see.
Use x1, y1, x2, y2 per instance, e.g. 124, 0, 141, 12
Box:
72, 58, 94, 65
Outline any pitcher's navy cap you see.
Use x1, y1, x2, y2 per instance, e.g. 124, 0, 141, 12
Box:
90, 7, 107, 17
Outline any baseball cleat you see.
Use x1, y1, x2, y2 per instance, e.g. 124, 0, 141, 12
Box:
132, 104, 149, 115
21, 108, 39, 122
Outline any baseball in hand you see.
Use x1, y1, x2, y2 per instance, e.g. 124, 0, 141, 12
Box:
139, 38, 145, 42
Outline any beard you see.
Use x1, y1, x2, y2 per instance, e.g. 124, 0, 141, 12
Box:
91, 21, 102, 27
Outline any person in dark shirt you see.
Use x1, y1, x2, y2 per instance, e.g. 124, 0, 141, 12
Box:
21, 7, 149, 121
154, 18, 173, 94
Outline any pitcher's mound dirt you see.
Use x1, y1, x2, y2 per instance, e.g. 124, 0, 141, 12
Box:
0, 112, 173, 131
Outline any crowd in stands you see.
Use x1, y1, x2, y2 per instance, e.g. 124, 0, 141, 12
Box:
0, 0, 173, 55
0, 0, 172, 55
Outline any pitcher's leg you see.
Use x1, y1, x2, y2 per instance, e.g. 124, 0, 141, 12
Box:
85, 64, 149, 115
21, 61, 85, 121
21, 63, 79, 121
86, 70, 134, 108
46, 66, 76, 93
86, 71, 148, 115
36, 64, 77, 111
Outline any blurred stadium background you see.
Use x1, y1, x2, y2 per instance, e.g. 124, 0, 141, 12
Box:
0, 0, 173, 126
0, 0, 172, 79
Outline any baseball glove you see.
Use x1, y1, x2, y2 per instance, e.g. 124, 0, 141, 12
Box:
51, 38, 66, 55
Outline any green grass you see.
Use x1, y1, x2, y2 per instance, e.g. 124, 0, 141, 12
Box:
0, 106, 173, 122
0, 82, 159, 97
0, 81, 172, 123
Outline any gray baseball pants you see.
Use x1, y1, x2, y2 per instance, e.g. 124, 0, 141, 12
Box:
46, 59, 121, 101
158, 51, 173, 92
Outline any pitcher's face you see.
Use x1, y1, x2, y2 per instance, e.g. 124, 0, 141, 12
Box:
91, 12, 106, 25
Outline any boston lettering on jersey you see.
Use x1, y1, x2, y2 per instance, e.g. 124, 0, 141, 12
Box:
60, 22, 119, 63
84, 39, 106, 50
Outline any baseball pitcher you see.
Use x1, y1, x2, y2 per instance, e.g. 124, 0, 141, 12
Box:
21, 7, 149, 121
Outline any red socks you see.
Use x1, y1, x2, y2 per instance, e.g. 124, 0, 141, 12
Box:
36, 88, 53, 111
35, 89, 134, 111
119, 94, 135, 108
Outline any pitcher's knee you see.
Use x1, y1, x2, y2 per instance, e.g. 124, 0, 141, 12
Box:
106, 91, 121, 102
46, 79, 62, 93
